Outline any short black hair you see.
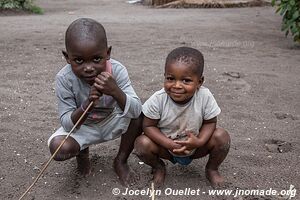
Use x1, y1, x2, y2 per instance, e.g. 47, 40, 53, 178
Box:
165, 47, 204, 77
65, 18, 107, 51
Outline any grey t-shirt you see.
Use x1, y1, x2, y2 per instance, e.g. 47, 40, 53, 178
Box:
55, 59, 141, 131
142, 86, 221, 140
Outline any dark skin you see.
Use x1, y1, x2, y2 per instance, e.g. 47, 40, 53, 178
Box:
134, 61, 230, 187
62, 38, 126, 127
49, 33, 142, 186
142, 117, 217, 156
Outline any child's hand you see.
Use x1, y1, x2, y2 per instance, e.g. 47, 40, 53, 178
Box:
76, 86, 102, 121
169, 140, 182, 151
94, 72, 119, 97
172, 148, 192, 155
173, 132, 200, 154
88, 85, 102, 105
168, 141, 188, 156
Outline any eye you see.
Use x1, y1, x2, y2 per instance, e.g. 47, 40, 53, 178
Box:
182, 79, 192, 84
93, 57, 103, 63
74, 58, 83, 64
165, 76, 174, 81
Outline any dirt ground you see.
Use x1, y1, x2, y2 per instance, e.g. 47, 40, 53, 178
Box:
0, 0, 299, 199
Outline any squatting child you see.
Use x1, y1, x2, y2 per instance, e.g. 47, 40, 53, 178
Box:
48, 18, 142, 185
134, 47, 230, 187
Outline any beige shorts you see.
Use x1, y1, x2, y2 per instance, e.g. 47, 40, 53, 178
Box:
48, 115, 131, 150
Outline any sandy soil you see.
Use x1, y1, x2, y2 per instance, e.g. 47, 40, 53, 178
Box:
0, 0, 299, 199
148, 0, 270, 8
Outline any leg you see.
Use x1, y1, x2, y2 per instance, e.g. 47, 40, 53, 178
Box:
113, 115, 143, 186
192, 128, 230, 187
134, 135, 172, 187
76, 147, 91, 176
49, 135, 91, 176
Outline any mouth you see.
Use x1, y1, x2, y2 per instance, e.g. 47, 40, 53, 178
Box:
170, 91, 184, 96
169, 93, 185, 100
84, 75, 97, 80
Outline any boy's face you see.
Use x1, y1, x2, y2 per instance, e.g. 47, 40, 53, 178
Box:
63, 38, 111, 85
164, 61, 203, 104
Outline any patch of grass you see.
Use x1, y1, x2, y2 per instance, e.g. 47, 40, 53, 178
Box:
26, 4, 43, 14
0, 0, 43, 14
272, 0, 300, 43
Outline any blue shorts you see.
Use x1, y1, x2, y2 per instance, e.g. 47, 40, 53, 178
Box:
170, 155, 193, 166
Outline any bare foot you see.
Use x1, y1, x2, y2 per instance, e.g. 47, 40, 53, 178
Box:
152, 165, 166, 187
76, 153, 91, 176
113, 158, 138, 186
205, 168, 224, 188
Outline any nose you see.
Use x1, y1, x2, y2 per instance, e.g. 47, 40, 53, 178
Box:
84, 63, 94, 73
173, 80, 182, 88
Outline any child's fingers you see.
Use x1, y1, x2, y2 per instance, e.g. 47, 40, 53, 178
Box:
89, 96, 99, 104
172, 146, 187, 153
174, 140, 188, 145
183, 150, 191, 154
90, 87, 102, 97
93, 82, 104, 91
89, 86, 102, 103
94, 73, 117, 94
94, 77, 105, 87
185, 132, 193, 137
97, 72, 112, 82
185, 132, 197, 139
92, 99, 100, 105
100, 71, 112, 77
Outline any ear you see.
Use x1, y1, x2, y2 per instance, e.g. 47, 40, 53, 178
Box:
62, 50, 71, 64
106, 46, 112, 60
198, 76, 204, 89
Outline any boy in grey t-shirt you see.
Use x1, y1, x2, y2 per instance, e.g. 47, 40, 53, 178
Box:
48, 18, 142, 186
135, 47, 230, 187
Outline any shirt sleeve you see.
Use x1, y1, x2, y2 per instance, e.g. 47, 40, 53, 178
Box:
203, 89, 221, 120
114, 65, 142, 119
142, 93, 161, 119
55, 74, 76, 131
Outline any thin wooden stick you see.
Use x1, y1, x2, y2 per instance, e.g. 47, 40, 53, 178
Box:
19, 101, 93, 200
151, 182, 155, 200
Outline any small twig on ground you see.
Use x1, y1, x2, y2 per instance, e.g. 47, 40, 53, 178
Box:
18, 102, 93, 200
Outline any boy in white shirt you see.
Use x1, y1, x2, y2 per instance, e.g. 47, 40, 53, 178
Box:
135, 47, 230, 187
48, 18, 142, 186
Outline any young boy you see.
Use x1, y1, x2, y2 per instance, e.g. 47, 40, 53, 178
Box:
48, 18, 142, 186
134, 47, 230, 187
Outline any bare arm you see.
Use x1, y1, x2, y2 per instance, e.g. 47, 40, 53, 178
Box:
71, 85, 102, 127
173, 117, 217, 153
143, 116, 182, 151
197, 116, 217, 146
94, 72, 126, 111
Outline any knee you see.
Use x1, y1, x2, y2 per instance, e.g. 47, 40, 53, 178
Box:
49, 136, 80, 161
212, 128, 231, 147
134, 135, 153, 156
130, 114, 143, 134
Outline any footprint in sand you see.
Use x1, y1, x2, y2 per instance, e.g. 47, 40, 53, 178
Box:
219, 71, 251, 93
69, 173, 82, 195
274, 112, 299, 120
223, 71, 243, 79
264, 139, 292, 153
